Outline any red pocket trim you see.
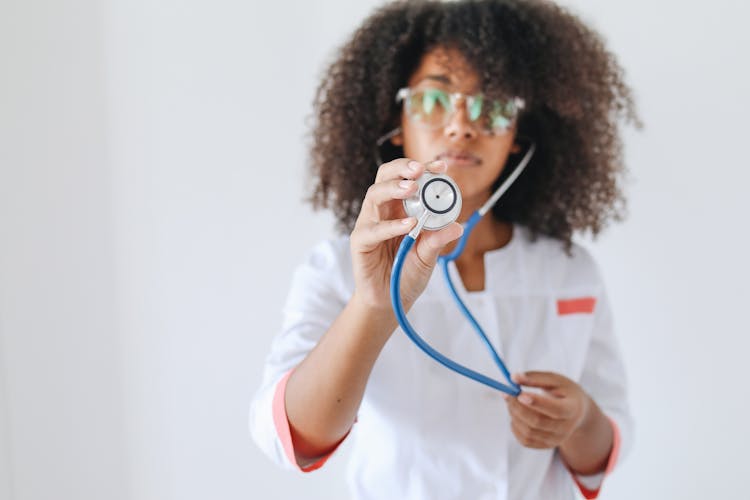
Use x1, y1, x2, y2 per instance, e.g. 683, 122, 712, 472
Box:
557, 297, 596, 315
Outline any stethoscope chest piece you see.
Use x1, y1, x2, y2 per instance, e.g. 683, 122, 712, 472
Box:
403, 172, 462, 230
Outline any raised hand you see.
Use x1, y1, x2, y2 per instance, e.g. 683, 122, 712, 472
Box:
349, 158, 463, 313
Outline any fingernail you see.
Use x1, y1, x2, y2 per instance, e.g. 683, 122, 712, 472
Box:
399, 180, 413, 189
428, 160, 447, 171
402, 217, 415, 225
518, 394, 533, 405
408, 160, 420, 172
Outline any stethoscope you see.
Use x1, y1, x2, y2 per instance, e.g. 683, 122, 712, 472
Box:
389, 142, 536, 397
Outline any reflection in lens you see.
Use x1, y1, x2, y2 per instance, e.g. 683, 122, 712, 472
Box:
480, 99, 515, 134
410, 89, 449, 128
467, 95, 483, 122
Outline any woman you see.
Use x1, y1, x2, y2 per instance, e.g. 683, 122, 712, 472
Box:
250, 1, 639, 498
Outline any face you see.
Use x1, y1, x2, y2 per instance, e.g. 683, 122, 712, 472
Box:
392, 47, 519, 210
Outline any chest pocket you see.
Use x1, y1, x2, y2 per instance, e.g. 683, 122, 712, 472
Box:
550, 296, 597, 380
513, 295, 597, 382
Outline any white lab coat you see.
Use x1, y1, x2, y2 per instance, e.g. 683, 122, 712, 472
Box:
249, 225, 633, 500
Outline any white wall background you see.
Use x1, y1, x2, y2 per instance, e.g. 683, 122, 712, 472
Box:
0, 0, 748, 499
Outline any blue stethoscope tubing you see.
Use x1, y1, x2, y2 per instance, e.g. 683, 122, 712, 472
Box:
389, 142, 536, 397
390, 220, 520, 396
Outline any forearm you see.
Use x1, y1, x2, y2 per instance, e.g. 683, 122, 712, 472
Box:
558, 395, 614, 475
284, 294, 398, 459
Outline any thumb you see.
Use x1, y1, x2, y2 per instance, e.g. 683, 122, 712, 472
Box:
414, 222, 464, 267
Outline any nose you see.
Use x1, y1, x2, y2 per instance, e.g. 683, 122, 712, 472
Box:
443, 99, 478, 141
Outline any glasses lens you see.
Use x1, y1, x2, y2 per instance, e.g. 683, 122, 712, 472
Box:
401, 87, 521, 134
474, 98, 518, 134
407, 88, 451, 128
467, 95, 483, 122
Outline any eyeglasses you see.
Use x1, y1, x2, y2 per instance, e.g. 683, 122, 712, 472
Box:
396, 87, 524, 135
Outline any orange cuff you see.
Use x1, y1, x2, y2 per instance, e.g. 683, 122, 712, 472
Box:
568, 417, 622, 499
271, 369, 347, 472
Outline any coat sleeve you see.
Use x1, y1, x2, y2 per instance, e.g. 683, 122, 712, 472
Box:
248, 239, 350, 472
568, 257, 634, 498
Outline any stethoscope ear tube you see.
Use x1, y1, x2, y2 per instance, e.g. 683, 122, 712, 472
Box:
390, 235, 522, 396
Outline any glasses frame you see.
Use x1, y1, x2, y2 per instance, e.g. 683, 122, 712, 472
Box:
395, 86, 525, 136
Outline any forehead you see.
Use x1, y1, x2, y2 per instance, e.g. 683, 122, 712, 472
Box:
407, 47, 480, 91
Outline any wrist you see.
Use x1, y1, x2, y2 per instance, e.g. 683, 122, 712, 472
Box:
561, 394, 608, 452
348, 291, 400, 334
567, 394, 596, 442
579, 394, 595, 428
559, 397, 613, 475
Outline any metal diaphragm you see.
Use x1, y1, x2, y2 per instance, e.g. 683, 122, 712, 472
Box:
403, 172, 462, 230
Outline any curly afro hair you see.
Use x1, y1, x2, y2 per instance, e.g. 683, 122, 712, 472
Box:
307, 0, 640, 248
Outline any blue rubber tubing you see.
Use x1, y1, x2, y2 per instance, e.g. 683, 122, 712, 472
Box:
390, 225, 521, 396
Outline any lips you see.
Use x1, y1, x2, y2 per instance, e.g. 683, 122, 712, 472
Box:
436, 150, 482, 166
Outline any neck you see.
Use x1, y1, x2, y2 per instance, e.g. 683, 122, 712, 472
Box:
441, 195, 513, 261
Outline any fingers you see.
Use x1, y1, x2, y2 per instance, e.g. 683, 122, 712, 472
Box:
360, 159, 449, 224
510, 417, 559, 449
360, 179, 419, 223
506, 392, 573, 426
505, 395, 564, 432
354, 217, 417, 248
509, 372, 575, 418
411, 222, 464, 268
506, 392, 569, 449
374, 158, 447, 184
515, 391, 573, 419
354, 157, 454, 252
512, 371, 570, 396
